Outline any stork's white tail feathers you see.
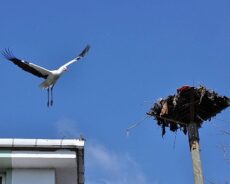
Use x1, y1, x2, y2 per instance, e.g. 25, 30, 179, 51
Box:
39, 80, 49, 89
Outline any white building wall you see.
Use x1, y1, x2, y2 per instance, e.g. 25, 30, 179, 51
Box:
12, 169, 55, 184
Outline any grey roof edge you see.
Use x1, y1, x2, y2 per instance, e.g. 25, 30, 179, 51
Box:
0, 138, 85, 149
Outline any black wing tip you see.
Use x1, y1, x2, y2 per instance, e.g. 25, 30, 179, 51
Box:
1, 48, 16, 61
79, 44, 90, 57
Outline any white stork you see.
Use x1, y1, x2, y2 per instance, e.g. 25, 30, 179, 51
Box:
2, 45, 90, 107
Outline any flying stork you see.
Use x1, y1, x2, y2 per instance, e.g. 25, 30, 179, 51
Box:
2, 45, 90, 107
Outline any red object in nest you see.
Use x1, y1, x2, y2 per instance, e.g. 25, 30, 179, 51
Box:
177, 85, 191, 93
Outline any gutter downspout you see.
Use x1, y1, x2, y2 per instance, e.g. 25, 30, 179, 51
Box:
76, 148, 84, 184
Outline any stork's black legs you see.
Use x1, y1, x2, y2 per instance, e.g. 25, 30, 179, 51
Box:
47, 86, 54, 107
51, 86, 54, 106
47, 88, 50, 107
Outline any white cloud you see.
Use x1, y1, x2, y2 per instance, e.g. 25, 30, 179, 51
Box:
86, 142, 152, 184
55, 119, 157, 184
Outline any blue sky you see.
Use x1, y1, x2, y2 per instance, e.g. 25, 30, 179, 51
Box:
1, 0, 230, 183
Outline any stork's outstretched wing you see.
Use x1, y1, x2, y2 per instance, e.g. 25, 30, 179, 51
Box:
2, 49, 51, 79
62, 45, 90, 68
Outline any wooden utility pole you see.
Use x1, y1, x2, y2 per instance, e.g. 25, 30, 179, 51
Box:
188, 88, 204, 184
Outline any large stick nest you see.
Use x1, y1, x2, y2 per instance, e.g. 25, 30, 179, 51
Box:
147, 86, 230, 136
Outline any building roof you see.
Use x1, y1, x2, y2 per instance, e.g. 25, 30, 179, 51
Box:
0, 138, 84, 150
0, 138, 85, 168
